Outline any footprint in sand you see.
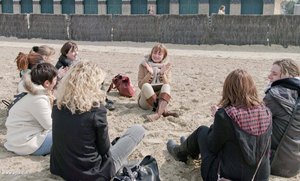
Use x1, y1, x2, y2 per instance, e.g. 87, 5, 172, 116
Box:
179, 106, 190, 111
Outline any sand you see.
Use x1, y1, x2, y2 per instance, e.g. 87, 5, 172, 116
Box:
0, 37, 299, 180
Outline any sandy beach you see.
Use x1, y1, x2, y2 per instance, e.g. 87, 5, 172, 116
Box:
0, 37, 299, 180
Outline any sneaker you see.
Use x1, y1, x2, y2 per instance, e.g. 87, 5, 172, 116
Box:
105, 99, 115, 111
180, 136, 186, 144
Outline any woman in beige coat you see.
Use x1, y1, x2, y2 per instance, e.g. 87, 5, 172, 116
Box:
137, 43, 178, 121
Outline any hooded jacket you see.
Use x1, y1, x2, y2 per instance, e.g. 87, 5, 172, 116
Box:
5, 73, 52, 155
203, 105, 272, 181
264, 78, 300, 177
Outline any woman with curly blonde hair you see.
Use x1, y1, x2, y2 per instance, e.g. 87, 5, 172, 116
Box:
50, 61, 145, 181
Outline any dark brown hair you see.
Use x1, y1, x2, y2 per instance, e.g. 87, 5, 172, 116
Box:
31, 62, 58, 85
60, 41, 78, 57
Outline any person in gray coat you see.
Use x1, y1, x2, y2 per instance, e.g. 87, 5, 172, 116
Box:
264, 58, 300, 177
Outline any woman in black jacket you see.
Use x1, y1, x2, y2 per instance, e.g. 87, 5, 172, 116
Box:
50, 61, 145, 181
167, 69, 272, 181
264, 59, 300, 177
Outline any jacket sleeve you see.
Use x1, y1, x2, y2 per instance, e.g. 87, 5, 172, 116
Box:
160, 68, 172, 84
207, 108, 231, 154
263, 92, 279, 117
55, 60, 63, 70
138, 64, 153, 89
31, 96, 52, 130
94, 108, 111, 156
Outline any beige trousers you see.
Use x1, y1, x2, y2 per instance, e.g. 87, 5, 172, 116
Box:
138, 83, 171, 110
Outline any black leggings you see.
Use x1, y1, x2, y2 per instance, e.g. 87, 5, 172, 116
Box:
185, 126, 218, 181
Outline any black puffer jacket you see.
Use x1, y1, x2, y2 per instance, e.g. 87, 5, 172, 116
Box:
264, 78, 300, 177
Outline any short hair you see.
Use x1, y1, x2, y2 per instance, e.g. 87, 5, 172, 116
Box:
55, 61, 106, 114
273, 58, 300, 78
149, 43, 168, 62
31, 45, 55, 57
15, 52, 44, 71
219, 69, 261, 108
60, 41, 78, 57
30, 63, 58, 85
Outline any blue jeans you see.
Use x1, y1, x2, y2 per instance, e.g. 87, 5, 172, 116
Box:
110, 125, 145, 171
31, 131, 52, 156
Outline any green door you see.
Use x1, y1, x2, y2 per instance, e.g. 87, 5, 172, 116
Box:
131, 0, 147, 14
107, 0, 122, 14
62, 0, 75, 14
241, 0, 263, 15
209, 0, 230, 15
179, 0, 198, 14
157, 0, 170, 14
21, 0, 33, 13
84, 0, 98, 14
41, 0, 54, 14
2, 0, 13, 13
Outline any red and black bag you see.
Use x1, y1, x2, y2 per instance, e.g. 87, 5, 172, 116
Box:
107, 74, 135, 98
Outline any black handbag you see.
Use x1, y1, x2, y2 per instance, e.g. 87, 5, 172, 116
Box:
112, 155, 160, 181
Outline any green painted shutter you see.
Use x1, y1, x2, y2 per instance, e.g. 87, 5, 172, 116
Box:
179, 0, 198, 15
131, 0, 147, 14
2, 0, 13, 13
62, 0, 75, 14
41, 0, 54, 14
157, 0, 170, 14
209, 0, 230, 15
84, 0, 98, 14
21, 0, 33, 13
241, 0, 263, 15
107, 0, 122, 15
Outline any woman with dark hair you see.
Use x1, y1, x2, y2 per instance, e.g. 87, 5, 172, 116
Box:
55, 41, 115, 111
167, 69, 272, 181
55, 41, 78, 69
5, 63, 57, 156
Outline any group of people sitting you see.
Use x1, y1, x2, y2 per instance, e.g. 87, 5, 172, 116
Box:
3, 41, 300, 180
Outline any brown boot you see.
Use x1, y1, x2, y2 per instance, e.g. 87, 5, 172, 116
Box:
146, 94, 157, 107
162, 110, 179, 118
146, 93, 170, 122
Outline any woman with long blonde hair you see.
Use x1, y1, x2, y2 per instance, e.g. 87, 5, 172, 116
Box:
50, 61, 145, 180
167, 69, 272, 180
